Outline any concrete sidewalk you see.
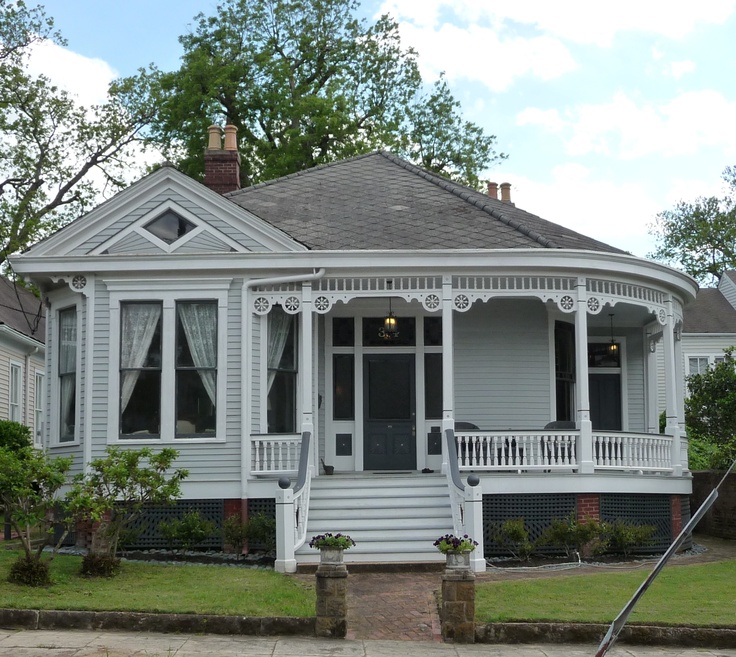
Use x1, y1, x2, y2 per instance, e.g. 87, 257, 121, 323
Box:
0, 630, 733, 657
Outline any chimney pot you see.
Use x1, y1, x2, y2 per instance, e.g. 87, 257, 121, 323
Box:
223, 124, 238, 151
207, 125, 222, 150
487, 182, 498, 199
500, 182, 512, 203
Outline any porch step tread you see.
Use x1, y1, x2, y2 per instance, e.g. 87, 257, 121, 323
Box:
296, 542, 445, 556
305, 522, 451, 535
308, 508, 450, 520
309, 496, 451, 509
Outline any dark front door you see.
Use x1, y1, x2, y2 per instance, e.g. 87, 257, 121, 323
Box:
363, 354, 416, 471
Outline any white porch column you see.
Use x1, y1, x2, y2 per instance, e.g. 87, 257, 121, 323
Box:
662, 297, 683, 476
300, 284, 315, 465
575, 277, 594, 473
441, 276, 455, 473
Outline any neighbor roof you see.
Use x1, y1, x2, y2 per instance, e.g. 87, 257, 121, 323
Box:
226, 151, 627, 253
0, 277, 45, 342
683, 288, 736, 333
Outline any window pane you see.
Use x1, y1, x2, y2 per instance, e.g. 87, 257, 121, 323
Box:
424, 316, 443, 346
176, 370, 216, 435
176, 302, 217, 367
35, 372, 44, 445
144, 210, 195, 244
362, 316, 416, 346
333, 354, 354, 420
267, 307, 298, 433
120, 370, 161, 436
59, 307, 77, 442
332, 317, 354, 347
9, 364, 20, 422
268, 371, 297, 433
424, 353, 442, 419
60, 374, 76, 442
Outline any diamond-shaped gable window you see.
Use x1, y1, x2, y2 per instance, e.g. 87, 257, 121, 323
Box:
144, 210, 196, 244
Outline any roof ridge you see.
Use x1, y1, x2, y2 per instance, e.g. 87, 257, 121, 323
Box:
375, 152, 560, 249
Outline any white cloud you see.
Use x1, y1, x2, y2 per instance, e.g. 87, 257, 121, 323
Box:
668, 60, 696, 79
377, 0, 736, 45
27, 40, 118, 107
520, 91, 736, 160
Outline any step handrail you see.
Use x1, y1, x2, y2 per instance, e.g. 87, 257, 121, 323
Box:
445, 427, 465, 536
292, 430, 312, 551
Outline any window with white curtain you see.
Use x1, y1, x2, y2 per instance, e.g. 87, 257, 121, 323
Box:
9, 362, 21, 423
58, 307, 77, 442
119, 299, 217, 438
34, 371, 44, 446
267, 306, 297, 433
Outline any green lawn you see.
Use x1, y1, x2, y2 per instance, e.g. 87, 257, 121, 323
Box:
0, 550, 314, 617
477, 560, 736, 626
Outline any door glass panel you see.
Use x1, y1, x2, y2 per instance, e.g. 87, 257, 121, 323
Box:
425, 353, 442, 419
362, 317, 416, 346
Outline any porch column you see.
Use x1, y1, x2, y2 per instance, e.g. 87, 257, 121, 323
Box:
301, 283, 315, 440
575, 277, 594, 473
662, 297, 683, 476
441, 276, 455, 473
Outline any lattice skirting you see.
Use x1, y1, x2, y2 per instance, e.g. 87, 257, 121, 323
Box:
483, 493, 690, 556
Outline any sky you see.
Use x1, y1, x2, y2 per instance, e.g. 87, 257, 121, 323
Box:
30, 0, 736, 259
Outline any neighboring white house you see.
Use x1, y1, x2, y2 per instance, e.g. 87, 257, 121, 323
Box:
10, 126, 698, 571
0, 276, 45, 446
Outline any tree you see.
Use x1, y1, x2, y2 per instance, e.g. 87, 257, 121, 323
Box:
65, 447, 188, 576
649, 166, 736, 284
0, 1, 160, 269
685, 348, 736, 469
0, 444, 73, 585
147, 0, 504, 188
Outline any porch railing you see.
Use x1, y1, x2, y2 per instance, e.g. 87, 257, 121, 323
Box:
292, 431, 313, 551
455, 430, 675, 473
444, 428, 466, 536
251, 434, 301, 475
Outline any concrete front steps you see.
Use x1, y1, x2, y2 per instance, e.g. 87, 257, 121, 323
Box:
295, 472, 454, 567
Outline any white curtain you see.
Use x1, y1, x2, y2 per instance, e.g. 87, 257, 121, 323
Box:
120, 303, 162, 412
178, 302, 217, 405
267, 308, 293, 392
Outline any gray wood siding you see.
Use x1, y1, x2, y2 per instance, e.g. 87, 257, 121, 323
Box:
250, 313, 261, 433
720, 276, 736, 309
176, 232, 233, 253
107, 232, 166, 255
70, 190, 275, 256
626, 330, 645, 431
90, 279, 111, 460
454, 299, 551, 430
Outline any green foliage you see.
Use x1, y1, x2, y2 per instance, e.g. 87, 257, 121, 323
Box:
309, 532, 356, 550
245, 512, 276, 553
222, 514, 248, 555
0, 2, 160, 269
0, 444, 73, 569
146, 0, 504, 188
80, 553, 121, 578
601, 520, 656, 558
0, 420, 32, 452
66, 447, 188, 566
159, 509, 215, 552
685, 348, 736, 469
537, 514, 602, 557
493, 518, 535, 561
649, 165, 736, 284
8, 554, 50, 587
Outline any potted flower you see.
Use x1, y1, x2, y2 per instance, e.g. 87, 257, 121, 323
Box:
309, 532, 356, 564
433, 533, 478, 570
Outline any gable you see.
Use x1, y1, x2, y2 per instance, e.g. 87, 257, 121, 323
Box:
23, 165, 307, 259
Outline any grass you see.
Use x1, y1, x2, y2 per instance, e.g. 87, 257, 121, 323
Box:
476, 559, 736, 626
0, 550, 314, 617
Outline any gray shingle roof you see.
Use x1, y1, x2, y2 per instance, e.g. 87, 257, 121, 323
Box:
226, 152, 627, 253
0, 277, 45, 342
683, 288, 736, 333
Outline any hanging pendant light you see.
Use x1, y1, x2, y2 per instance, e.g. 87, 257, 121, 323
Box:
608, 313, 619, 356
379, 297, 399, 341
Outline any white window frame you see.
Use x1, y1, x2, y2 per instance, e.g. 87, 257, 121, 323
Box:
34, 369, 45, 447
687, 354, 724, 377
9, 360, 22, 423
107, 279, 229, 444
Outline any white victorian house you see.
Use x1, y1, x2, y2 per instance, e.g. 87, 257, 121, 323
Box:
11, 126, 697, 572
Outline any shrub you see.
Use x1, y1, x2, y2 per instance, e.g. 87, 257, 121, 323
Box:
602, 520, 656, 558
538, 514, 602, 557
245, 513, 276, 553
222, 515, 248, 556
493, 518, 535, 561
81, 553, 121, 577
8, 555, 50, 587
159, 509, 215, 552
0, 420, 32, 452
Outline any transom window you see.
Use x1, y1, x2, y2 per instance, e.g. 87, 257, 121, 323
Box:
144, 210, 196, 244
119, 300, 217, 438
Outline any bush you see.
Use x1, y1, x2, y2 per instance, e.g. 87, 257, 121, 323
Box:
81, 553, 121, 577
538, 514, 602, 557
222, 515, 248, 556
8, 555, 50, 586
246, 513, 276, 553
159, 509, 215, 552
493, 518, 535, 560
602, 520, 656, 558
0, 420, 32, 452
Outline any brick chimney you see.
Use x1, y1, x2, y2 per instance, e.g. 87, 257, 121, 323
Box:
487, 182, 498, 199
204, 124, 241, 194
499, 182, 513, 205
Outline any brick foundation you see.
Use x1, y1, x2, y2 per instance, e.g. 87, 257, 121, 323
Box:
576, 493, 600, 522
